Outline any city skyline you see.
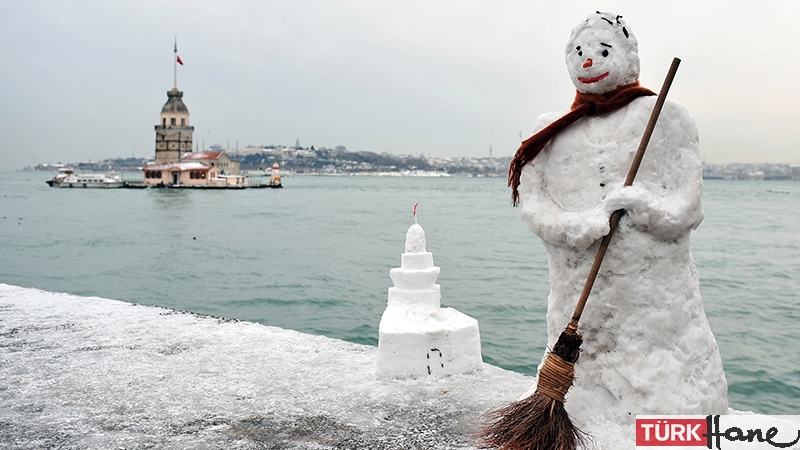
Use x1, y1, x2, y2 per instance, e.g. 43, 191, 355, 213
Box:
2, 1, 799, 171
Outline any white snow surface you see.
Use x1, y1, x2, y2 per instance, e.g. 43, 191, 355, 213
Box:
0, 283, 528, 450
377, 224, 482, 379
405, 223, 427, 253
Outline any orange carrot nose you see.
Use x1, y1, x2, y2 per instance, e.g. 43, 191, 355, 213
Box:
583, 58, 593, 68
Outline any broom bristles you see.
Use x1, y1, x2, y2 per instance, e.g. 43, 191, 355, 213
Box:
478, 394, 585, 450
477, 328, 586, 450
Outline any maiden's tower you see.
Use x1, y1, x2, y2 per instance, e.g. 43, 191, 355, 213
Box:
155, 87, 193, 164
141, 40, 249, 188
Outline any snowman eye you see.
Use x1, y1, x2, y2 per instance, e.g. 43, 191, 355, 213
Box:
602, 49, 609, 57
576, 45, 582, 57
600, 43, 612, 57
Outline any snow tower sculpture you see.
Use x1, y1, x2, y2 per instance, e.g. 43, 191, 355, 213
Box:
376, 218, 482, 379
508, 11, 729, 447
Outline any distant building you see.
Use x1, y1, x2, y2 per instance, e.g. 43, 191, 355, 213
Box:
141, 48, 248, 188
181, 151, 240, 175
142, 162, 218, 186
140, 161, 248, 187
155, 88, 194, 164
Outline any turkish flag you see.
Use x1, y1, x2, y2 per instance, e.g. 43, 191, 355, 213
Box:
176, 55, 183, 65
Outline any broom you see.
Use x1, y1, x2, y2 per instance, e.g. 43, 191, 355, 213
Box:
478, 57, 682, 450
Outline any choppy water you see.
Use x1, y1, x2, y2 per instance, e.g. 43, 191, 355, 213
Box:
1, 171, 798, 414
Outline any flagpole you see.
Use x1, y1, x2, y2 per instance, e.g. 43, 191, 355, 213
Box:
173, 37, 177, 89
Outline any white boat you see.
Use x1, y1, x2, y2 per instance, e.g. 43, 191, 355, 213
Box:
57, 172, 125, 188
45, 168, 75, 186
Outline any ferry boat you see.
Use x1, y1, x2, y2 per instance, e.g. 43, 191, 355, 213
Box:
45, 168, 75, 186
57, 172, 125, 188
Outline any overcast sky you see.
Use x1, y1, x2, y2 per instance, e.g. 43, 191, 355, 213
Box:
2, 1, 798, 170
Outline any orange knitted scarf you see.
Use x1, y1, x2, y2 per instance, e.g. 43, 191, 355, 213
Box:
508, 81, 656, 206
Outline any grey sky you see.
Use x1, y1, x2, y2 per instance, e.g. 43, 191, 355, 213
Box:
2, 1, 798, 170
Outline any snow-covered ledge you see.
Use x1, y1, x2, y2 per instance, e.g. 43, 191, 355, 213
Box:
0, 283, 524, 449
376, 223, 483, 379
2, 284, 767, 449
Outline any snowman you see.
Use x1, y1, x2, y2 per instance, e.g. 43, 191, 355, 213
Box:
511, 11, 729, 445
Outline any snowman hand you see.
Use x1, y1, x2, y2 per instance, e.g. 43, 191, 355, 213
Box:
566, 204, 611, 250
602, 183, 657, 228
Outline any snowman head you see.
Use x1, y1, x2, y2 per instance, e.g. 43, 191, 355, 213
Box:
565, 12, 640, 94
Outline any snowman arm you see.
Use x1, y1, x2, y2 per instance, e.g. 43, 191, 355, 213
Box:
518, 159, 610, 250
516, 111, 613, 249
602, 101, 705, 240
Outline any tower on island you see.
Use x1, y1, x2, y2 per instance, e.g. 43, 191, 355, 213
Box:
141, 39, 250, 188
154, 39, 194, 164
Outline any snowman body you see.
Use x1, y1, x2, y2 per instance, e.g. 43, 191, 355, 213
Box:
516, 12, 728, 443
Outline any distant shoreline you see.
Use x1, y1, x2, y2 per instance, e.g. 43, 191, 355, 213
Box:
18, 165, 800, 181
22, 149, 798, 180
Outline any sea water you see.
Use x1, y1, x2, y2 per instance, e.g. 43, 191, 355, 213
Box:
1, 171, 798, 414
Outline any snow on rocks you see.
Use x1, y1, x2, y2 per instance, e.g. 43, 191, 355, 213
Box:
376, 223, 483, 379
0, 283, 522, 449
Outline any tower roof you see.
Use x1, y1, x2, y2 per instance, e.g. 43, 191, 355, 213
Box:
162, 88, 189, 113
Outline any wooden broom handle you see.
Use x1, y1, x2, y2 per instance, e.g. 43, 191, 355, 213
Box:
568, 57, 681, 329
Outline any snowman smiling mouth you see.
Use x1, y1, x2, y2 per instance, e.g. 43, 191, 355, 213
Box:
578, 72, 610, 84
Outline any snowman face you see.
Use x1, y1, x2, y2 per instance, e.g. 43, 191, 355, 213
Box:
565, 15, 640, 94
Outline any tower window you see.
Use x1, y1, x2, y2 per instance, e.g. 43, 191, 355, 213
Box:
171, 118, 176, 126
162, 118, 166, 127
181, 118, 185, 126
